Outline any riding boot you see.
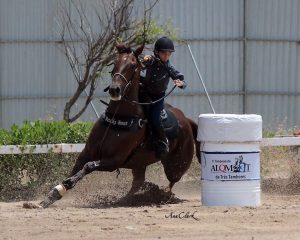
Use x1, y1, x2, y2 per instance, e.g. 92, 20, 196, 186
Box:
153, 124, 169, 158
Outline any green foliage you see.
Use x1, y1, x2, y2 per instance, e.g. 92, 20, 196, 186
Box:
134, 20, 179, 45
0, 120, 93, 145
262, 130, 276, 138
0, 120, 93, 201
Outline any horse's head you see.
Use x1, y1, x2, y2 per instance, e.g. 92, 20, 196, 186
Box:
108, 44, 144, 101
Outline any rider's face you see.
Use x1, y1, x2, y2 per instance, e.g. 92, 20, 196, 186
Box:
158, 51, 172, 63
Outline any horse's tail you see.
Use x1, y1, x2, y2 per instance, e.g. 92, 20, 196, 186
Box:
188, 118, 201, 164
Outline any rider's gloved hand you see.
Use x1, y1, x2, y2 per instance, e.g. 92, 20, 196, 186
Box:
143, 55, 152, 62
174, 79, 185, 87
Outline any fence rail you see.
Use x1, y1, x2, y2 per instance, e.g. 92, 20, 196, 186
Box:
1, 137, 300, 155
0, 143, 85, 155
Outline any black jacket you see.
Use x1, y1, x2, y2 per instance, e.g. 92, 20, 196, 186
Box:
140, 56, 186, 95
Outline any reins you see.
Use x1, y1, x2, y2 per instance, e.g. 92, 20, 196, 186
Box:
124, 85, 177, 105
102, 55, 177, 106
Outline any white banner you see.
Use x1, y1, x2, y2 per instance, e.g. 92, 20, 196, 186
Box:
201, 152, 260, 181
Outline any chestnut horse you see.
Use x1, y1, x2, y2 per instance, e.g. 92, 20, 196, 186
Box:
39, 44, 200, 208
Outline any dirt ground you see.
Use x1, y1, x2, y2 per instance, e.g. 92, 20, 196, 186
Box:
1, 147, 300, 240
1, 179, 300, 240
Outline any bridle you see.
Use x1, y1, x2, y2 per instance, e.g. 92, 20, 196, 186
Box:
111, 70, 137, 98
112, 72, 129, 84
108, 54, 177, 105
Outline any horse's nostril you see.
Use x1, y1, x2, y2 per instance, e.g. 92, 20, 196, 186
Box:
108, 85, 121, 98
116, 87, 121, 94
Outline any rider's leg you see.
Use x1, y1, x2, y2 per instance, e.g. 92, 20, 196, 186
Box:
149, 98, 169, 158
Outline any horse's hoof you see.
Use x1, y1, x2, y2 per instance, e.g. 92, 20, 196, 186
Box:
162, 186, 172, 194
38, 186, 64, 208
39, 199, 52, 208
165, 192, 176, 203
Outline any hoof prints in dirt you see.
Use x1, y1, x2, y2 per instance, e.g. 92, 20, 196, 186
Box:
78, 182, 185, 208
23, 202, 42, 209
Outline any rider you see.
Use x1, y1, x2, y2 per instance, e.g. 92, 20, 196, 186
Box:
141, 36, 187, 158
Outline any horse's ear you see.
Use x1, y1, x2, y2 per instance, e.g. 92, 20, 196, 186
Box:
134, 44, 144, 57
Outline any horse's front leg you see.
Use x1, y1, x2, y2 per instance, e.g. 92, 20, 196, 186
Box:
62, 161, 101, 190
40, 160, 113, 208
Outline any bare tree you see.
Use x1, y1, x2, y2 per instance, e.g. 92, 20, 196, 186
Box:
56, 0, 159, 122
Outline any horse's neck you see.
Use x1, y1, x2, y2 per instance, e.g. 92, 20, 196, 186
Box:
125, 77, 140, 101
107, 102, 143, 118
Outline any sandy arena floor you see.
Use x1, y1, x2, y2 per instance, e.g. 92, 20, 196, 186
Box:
1, 179, 300, 240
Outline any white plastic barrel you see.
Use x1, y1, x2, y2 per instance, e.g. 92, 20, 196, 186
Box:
197, 114, 262, 207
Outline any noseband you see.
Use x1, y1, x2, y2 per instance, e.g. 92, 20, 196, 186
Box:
112, 72, 129, 84
111, 63, 139, 97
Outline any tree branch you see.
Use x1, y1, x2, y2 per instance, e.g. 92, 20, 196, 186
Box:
58, 0, 160, 122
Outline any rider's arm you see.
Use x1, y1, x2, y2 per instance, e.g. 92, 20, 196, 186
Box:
168, 63, 187, 89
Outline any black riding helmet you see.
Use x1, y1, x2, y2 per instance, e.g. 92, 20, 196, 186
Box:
154, 36, 175, 53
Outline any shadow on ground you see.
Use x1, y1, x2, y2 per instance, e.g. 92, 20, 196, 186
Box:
77, 182, 185, 208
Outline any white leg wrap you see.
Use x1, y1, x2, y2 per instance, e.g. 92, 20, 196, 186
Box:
54, 184, 67, 196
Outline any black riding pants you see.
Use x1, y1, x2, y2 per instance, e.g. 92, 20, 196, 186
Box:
148, 93, 165, 128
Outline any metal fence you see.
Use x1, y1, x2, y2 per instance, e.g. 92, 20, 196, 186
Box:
0, 0, 299, 130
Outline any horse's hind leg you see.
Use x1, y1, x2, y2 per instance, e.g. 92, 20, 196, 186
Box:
167, 182, 176, 192
126, 168, 146, 196
162, 146, 193, 193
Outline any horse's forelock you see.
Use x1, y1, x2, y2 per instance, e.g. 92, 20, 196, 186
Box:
116, 44, 132, 54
